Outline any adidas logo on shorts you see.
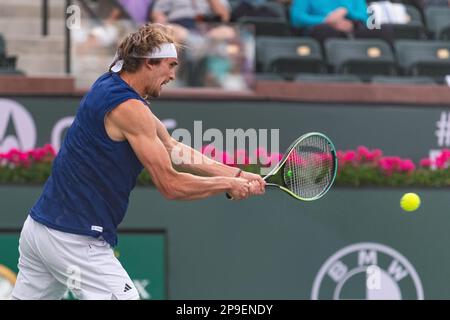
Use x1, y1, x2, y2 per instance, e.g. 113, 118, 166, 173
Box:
123, 283, 132, 292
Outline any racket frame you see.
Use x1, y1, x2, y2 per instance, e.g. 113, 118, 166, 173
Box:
263, 132, 338, 201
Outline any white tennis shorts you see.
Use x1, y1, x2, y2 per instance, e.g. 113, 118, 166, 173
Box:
11, 216, 140, 300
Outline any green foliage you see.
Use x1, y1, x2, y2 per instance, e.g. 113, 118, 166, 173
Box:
336, 164, 450, 187
3, 144, 450, 188
4, 161, 450, 188
0, 163, 52, 184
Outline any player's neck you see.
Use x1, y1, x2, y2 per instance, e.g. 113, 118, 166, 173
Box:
119, 72, 147, 99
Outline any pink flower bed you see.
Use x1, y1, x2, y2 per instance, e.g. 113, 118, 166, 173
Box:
0, 144, 56, 168
1, 144, 448, 177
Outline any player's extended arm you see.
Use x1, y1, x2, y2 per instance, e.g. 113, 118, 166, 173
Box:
153, 116, 239, 177
154, 115, 265, 193
107, 100, 250, 200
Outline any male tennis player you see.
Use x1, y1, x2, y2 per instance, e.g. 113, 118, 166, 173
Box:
11, 23, 265, 300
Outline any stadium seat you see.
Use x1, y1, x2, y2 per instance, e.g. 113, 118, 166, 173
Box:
325, 39, 397, 80
368, 1, 427, 38
426, 7, 450, 40
386, 5, 426, 39
0, 56, 17, 69
258, 1, 288, 21
395, 40, 450, 80
386, 0, 424, 18
371, 75, 437, 85
231, 0, 288, 21
0, 34, 4, 54
238, 17, 291, 37
0, 33, 17, 69
388, 0, 425, 12
256, 37, 325, 77
0, 33, 7, 63
294, 73, 362, 83
0, 67, 24, 75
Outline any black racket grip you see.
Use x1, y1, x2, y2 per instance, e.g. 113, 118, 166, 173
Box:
226, 193, 233, 200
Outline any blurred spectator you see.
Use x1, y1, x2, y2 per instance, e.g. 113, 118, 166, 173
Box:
107, 0, 155, 26
152, 0, 231, 30
149, 1, 234, 53
151, 0, 233, 45
150, 0, 251, 90
384, 0, 450, 11
74, 0, 155, 48
369, 1, 410, 25
290, 0, 393, 45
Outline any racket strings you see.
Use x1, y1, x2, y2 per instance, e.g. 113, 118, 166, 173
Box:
283, 135, 335, 199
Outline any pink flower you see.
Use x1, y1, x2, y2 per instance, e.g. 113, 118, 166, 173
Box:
19, 153, 31, 167
30, 149, 45, 161
253, 147, 269, 165
366, 149, 383, 162
390, 157, 402, 167
322, 153, 333, 163
419, 158, 432, 168
19, 153, 28, 162
26, 150, 40, 163
0, 145, 59, 167
337, 150, 346, 166
378, 156, 416, 174
357, 146, 371, 161
378, 156, 402, 173
441, 149, 450, 160
201, 144, 216, 158
378, 158, 394, 172
343, 151, 356, 162
399, 159, 415, 173
435, 149, 450, 169
218, 151, 236, 166
235, 149, 250, 165
436, 157, 447, 169
267, 153, 283, 166
253, 147, 267, 158
310, 153, 332, 167
286, 151, 304, 166
5, 149, 20, 163
43, 144, 56, 156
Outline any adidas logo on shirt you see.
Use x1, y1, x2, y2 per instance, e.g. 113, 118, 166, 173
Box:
123, 283, 132, 292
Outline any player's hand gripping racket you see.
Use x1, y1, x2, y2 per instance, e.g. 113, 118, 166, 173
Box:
228, 132, 338, 201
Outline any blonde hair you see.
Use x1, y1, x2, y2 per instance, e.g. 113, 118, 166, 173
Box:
110, 23, 179, 73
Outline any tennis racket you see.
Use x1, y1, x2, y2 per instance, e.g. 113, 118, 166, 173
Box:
229, 132, 338, 201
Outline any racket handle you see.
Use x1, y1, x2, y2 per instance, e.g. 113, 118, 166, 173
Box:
226, 193, 233, 200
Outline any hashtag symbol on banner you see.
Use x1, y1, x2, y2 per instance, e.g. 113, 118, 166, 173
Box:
435, 112, 450, 147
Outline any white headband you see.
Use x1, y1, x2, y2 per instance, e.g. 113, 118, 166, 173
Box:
110, 43, 177, 73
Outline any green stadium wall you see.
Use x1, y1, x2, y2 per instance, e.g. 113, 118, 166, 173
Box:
1, 96, 450, 162
1, 186, 450, 299
1, 96, 450, 299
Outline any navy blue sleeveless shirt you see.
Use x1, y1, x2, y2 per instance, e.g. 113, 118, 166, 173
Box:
30, 72, 147, 246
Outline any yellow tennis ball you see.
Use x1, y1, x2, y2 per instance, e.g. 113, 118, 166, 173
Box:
400, 193, 421, 212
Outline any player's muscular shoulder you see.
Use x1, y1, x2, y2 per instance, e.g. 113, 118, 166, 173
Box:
105, 99, 155, 141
